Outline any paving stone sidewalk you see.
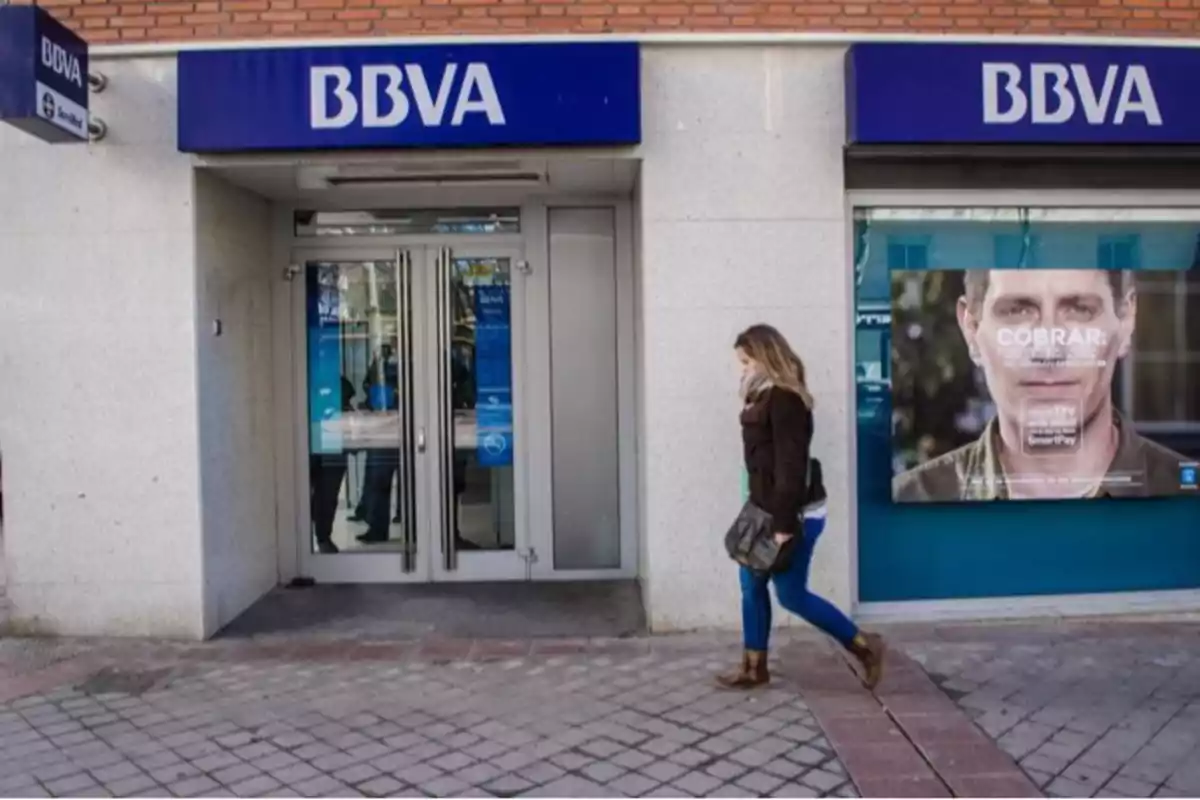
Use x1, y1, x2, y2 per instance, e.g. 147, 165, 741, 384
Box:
7, 618, 1184, 799
0, 635, 865, 799
892, 620, 1200, 799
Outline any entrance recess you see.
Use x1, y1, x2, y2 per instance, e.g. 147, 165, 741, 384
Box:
297, 244, 527, 583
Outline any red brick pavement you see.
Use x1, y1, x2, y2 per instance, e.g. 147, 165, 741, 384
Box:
782, 642, 1038, 798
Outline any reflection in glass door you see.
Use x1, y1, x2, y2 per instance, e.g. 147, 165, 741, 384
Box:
435, 249, 519, 573
299, 246, 528, 583
304, 256, 420, 572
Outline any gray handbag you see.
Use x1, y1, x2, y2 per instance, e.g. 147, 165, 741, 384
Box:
724, 456, 817, 573
723, 501, 783, 573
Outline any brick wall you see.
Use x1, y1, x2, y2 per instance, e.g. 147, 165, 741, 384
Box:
15, 0, 1200, 44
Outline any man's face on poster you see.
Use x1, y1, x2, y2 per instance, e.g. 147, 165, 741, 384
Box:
957, 269, 1136, 431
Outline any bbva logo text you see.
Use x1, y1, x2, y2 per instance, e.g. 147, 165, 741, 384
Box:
983, 63, 1162, 126
310, 63, 506, 130
41, 37, 83, 90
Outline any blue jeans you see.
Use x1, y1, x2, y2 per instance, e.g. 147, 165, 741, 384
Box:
740, 516, 859, 651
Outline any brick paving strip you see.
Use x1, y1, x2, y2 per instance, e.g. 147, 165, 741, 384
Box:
780, 642, 1040, 798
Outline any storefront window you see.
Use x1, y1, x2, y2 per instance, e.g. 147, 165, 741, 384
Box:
854, 206, 1200, 603
1127, 268, 1200, 425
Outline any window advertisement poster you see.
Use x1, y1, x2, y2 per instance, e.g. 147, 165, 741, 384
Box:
885, 211, 1200, 502
855, 208, 1200, 603
473, 283, 514, 468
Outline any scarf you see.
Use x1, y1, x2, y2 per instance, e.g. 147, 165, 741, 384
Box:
739, 367, 773, 403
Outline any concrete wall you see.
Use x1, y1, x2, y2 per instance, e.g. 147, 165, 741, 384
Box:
637, 46, 854, 632
0, 59, 207, 637
194, 172, 278, 637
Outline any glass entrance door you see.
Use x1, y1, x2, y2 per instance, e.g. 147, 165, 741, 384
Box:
296, 244, 529, 583
299, 252, 424, 583
426, 246, 525, 582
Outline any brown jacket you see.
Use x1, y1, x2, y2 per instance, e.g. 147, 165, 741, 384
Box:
741, 387, 812, 535
893, 413, 1191, 502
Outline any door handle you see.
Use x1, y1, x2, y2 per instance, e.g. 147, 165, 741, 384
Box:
417, 427, 426, 453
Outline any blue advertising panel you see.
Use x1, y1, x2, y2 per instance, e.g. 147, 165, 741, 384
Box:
854, 210, 1200, 602
178, 42, 641, 153
0, 6, 88, 144
474, 285, 512, 468
307, 265, 344, 455
847, 43, 1200, 145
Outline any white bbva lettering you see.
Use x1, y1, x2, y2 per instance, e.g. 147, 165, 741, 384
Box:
982, 62, 1162, 126
309, 63, 506, 130
40, 38, 83, 89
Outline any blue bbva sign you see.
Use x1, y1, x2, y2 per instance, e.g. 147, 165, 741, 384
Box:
0, 6, 89, 144
178, 42, 641, 152
846, 43, 1200, 145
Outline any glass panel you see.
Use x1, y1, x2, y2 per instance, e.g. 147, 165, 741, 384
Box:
296, 209, 520, 237
856, 208, 1200, 605
856, 208, 1200, 271
1187, 282, 1200, 361
448, 257, 515, 552
1135, 289, 1181, 355
994, 234, 1039, 269
1098, 235, 1142, 270
1132, 359, 1180, 423
886, 238, 929, 270
306, 260, 415, 556
856, 208, 1200, 504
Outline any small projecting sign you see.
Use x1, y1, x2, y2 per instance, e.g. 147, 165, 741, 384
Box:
0, 5, 89, 144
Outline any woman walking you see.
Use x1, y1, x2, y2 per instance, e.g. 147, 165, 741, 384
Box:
718, 324, 886, 690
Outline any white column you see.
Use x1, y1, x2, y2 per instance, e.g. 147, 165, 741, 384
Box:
637, 46, 855, 632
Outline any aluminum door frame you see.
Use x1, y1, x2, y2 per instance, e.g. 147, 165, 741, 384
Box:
292, 243, 532, 583
421, 243, 532, 583
291, 247, 431, 584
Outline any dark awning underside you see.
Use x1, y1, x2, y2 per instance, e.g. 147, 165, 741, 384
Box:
845, 145, 1200, 190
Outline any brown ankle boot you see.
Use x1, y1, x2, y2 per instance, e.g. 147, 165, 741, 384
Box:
849, 633, 886, 690
716, 650, 770, 689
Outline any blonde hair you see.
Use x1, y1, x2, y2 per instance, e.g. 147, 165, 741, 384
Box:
734, 324, 814, 409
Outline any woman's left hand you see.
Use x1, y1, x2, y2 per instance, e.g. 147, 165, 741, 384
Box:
773, 532, 793, 545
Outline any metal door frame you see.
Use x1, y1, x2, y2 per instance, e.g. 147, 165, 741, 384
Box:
290, 240, 530, 584
420, 243, 532, 583
290, 247, 430, 584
